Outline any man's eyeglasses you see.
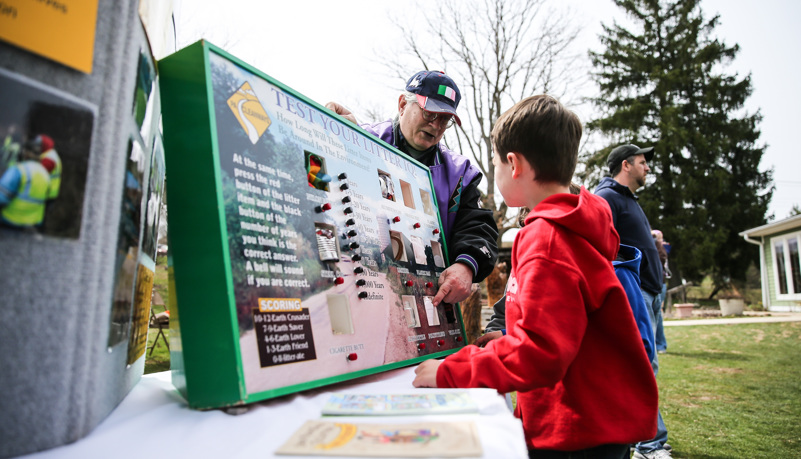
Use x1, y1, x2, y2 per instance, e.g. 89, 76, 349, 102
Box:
415, 102, 455, 128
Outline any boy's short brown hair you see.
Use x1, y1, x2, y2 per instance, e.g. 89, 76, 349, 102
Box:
491, 95, 582, 185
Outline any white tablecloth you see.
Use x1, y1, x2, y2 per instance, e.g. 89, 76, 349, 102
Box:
22, 366, 528, 458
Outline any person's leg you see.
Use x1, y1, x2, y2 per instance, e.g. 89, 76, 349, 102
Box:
635, 289, 670, 456
655, 283, 668, 352
641, 289, 659, 375
634, 408, 669, 456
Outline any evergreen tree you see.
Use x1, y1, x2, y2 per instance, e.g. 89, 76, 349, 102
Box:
581, 0, 773, 294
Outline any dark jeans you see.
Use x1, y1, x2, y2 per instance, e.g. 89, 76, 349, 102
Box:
528, 444, 630, 459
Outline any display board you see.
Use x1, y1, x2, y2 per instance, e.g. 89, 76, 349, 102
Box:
158, 41, 467, 409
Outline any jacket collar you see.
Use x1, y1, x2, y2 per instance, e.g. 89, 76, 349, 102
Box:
607, 177, 639, 200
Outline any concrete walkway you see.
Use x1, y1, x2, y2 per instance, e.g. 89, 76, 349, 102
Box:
481, 307, 801, 329
664, 311, 801, 327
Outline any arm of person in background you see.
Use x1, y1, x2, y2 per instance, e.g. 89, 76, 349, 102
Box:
0, 166, 22, 207
432, 175, 499, 306
324, 102, 358, 124
474, 294, 506, 347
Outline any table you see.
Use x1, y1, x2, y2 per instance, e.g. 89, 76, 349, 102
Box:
22, 366, 528, 458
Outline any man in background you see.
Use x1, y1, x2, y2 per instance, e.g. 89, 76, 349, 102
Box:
595, 144, 671, 459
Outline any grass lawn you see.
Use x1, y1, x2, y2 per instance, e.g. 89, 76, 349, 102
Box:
144, 255, 170, 374
144, 327, 170, 374
659, 322, 801, 458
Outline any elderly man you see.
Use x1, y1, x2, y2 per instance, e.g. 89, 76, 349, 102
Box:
327, 70, 498, 306
595, 144, 672, 459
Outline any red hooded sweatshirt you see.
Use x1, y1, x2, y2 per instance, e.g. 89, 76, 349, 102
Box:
436, 188, 658, 451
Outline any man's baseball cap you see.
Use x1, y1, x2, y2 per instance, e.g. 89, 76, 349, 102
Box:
405, 70, 462, 126
607, 144, 654, 172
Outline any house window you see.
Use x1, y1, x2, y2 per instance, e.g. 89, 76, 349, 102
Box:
772, 231, 801, 298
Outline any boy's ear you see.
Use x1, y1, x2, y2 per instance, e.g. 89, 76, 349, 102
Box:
507, 152, 526, 178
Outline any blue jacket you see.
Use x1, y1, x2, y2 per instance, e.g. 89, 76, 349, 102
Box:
613, 244, 656, 361
362, 119, 498, 282
595, 177, 662, 295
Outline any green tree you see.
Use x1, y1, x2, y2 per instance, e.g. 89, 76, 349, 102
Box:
580, 0, 773, 295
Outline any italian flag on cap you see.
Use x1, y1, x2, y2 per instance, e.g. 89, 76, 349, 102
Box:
438, 85, 456, 102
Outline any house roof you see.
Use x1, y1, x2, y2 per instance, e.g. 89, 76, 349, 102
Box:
739, 214, 801, 238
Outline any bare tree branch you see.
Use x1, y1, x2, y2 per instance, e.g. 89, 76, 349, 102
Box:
378, 0, 581, 244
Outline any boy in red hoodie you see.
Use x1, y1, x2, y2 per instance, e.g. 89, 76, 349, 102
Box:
413, 95, 658, 458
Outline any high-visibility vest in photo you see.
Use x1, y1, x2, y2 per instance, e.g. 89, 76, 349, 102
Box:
1, 161, 51, 227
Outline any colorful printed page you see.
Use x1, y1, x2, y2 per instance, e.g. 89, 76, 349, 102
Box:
275, 420, 483, 457
321, 393, 478, 416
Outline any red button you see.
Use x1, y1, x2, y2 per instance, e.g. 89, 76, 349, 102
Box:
456, 336, 463, 342
418, 343, 426, 351
426, 282, 434, 288
321, 203, 332, 211
347, 353, 358, 361
413, 222, 421, 229
432, 228, 440, 235
393, 216, 401, 223
405, 280, 414, 287
437, 339, 445, 346
334, 277, 344, 285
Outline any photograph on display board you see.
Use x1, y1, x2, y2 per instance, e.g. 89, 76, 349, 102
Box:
133, 48, 156, 133
125, 132, 165, 363
108, 137, 150, 348
127, 262, 155, 365
141, 134, 165, 260
0, 69, 95, 238
204, 52, 463, 396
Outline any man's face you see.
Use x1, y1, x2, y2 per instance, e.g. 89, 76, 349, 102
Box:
625, 154, 650, 189
398, 96, 449, 151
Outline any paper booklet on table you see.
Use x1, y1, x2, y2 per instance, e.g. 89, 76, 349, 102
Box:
275, 420, 483, 457
321, 392, 479, 416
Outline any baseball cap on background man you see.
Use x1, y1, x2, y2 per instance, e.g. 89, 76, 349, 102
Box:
607, 144, 654, 172
405, 70, 462, 126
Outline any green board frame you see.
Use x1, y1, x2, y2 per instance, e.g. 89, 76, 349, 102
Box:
158, 41, 467, 409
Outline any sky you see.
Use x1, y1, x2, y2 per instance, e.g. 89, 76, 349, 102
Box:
174, 0, 801, 222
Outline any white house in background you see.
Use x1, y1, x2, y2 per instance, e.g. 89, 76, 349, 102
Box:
740, 215, 801, 312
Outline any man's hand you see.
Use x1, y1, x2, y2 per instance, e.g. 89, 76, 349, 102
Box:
412, 359, 442, 388
474, 330, 503, 347
324, 102, 358, 124
432, 263, 473, 306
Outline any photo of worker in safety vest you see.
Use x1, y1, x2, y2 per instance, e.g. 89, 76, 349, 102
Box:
1, 69, 95, 239
0, 138, 52, 228
32, 134, 62, 200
